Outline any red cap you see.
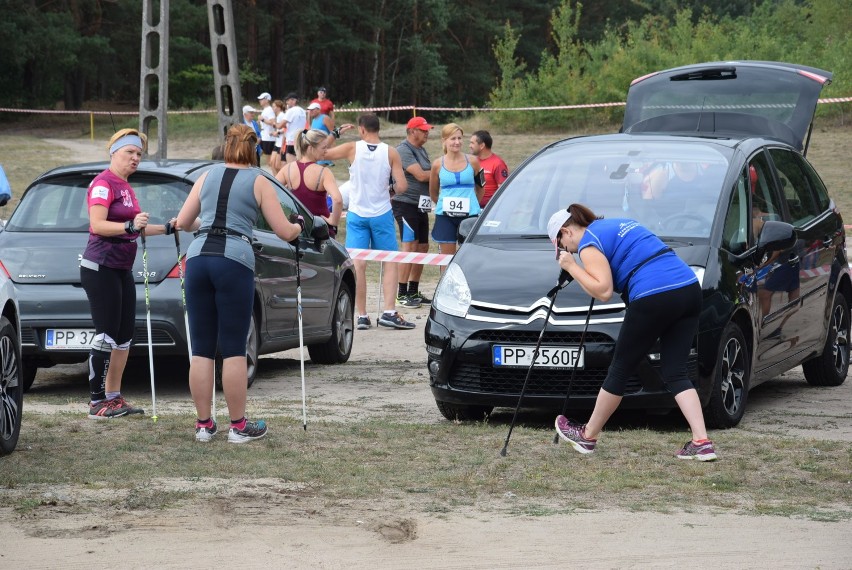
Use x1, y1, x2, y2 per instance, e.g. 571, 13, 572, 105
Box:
406, 116, 432, 131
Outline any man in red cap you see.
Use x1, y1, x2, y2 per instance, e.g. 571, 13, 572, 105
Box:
392, 116, 435, 308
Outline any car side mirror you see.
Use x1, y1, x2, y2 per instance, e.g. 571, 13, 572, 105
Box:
310, 215, 330, 242
457, 217, 478, 244
757, 220, 796, 253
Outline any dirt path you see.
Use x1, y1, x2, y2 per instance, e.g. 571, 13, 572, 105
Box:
6, 137, 852, 569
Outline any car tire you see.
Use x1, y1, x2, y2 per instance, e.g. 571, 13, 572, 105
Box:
704, 322, 750, 429
308, 281, 354, 364
215, 311, 260, 390
1, 316, 23, 455
802, 293, 850, 387
435, 399, 493, 422
21, 358, 36, 393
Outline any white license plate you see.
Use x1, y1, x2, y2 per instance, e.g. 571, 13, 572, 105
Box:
45, 329, 97, 350
493, 345, 584, 369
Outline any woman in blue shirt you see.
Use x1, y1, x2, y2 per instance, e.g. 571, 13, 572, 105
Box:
548, 203, 717, 461
428, 123, 483, 257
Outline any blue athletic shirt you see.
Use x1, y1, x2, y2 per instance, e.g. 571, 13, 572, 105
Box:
435, 156, 481, 217
578, 218, 697, 302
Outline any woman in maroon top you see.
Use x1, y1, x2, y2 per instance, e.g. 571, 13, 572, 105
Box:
81, 128, 175, 419
275, 128, 343, 232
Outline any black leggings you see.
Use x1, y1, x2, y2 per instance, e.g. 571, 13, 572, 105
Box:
602, 282, 701, 396
80, 265, 136, 400
81, 265, 135, 349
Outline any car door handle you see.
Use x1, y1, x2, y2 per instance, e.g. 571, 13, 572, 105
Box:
787, 255, 800, 265
822, 237, 834, 248
252, 239, 264, 253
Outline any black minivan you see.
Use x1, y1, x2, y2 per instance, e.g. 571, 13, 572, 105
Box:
426, 61, 849, 428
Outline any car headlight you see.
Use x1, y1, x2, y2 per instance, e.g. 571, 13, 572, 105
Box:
433, 262, 472, 317
690, 266, 705, 286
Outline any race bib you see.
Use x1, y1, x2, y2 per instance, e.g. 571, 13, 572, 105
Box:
418, 196, 433, 212
442, 196, 470, 217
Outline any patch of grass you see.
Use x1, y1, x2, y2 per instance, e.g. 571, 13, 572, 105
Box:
6, 410, 852, 521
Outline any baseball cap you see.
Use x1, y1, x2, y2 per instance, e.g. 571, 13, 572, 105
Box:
307, 102, 321, 111
406, 116, 432, 131
242, 105, 258, 114
317, 86, 327, 93
285, 92, 298, 100
257, 92, 271, 101
547, 208, 572, 258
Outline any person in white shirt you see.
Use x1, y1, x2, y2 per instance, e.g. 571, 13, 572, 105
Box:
282, 92, 307, 165
256, 92, 277, 170
324, 114, 415, 330
271, 99, 286, 173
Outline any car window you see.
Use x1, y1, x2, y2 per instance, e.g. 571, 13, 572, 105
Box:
133, 177, 191, 223
748, 152, 785, 245
5, 176, 189, 232
721, 169, 749, 254
475, 140, 730, 240
791, 152, 831, 213
768, 148, 822, 226
5, 179, 90, 231
255, 183, 310, 234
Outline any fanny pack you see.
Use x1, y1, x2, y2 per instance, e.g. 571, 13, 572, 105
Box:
619, 247, 673, 306
196, 227, 252, 245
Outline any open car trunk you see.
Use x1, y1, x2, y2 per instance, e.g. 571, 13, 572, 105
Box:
622, 61, 832, 155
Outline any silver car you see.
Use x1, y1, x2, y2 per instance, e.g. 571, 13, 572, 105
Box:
0, 159, 355, 391
0, 266, 22, 455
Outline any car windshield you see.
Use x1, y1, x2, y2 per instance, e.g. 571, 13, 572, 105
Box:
477, 139, 729, 240
6, 176, 189, 232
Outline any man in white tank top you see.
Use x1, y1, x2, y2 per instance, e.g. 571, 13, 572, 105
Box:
325, 114, 415, 330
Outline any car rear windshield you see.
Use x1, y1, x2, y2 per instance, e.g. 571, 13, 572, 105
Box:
477, 140, 730, 240
6, 176, 189, 232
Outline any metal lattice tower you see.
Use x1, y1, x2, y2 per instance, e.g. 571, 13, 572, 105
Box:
139, 0, 169, 159
207, 0, 243, 139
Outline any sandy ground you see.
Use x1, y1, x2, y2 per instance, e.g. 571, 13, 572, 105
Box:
4, 137, 852, 568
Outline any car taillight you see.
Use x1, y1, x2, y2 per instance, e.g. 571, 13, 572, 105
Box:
166, 258, 186, 278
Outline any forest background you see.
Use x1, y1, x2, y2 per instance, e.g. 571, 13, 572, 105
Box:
1, 0, 851, 131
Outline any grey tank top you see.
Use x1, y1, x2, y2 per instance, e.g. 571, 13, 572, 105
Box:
186, 165, 260, 271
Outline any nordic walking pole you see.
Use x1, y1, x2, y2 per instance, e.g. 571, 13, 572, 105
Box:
500, 271, 571, 457
296, 244, 307, 430
290, 214, 308, 430
141, 229, 158, 422
552, 296, 595, 444
173, 228, 209, 419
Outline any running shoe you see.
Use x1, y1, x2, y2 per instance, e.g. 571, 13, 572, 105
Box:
398, 295, 422, 309
676, 440, 718, 461
228, 419, 268, 444
410, 290, 432, 304
88, 398, 141, 420
195, 420, 218, 442
112, 396, 144, 415
378, 311, 416, 329
357, 316, 372, 330
554, 415, 597, 454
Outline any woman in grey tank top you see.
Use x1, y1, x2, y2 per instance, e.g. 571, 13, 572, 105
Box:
177, 124, 302, 443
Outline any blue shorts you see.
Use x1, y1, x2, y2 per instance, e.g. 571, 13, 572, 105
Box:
432, 214, 476, 244
345, 210, 398, 251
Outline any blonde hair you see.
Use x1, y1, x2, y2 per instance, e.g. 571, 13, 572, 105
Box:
441, 123, 463, 154
295, 129, 329, 160
107, 128, 147, 154
222, 124, 259, 165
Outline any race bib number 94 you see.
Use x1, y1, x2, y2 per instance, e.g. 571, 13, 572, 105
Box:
442, 196, 470, 217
